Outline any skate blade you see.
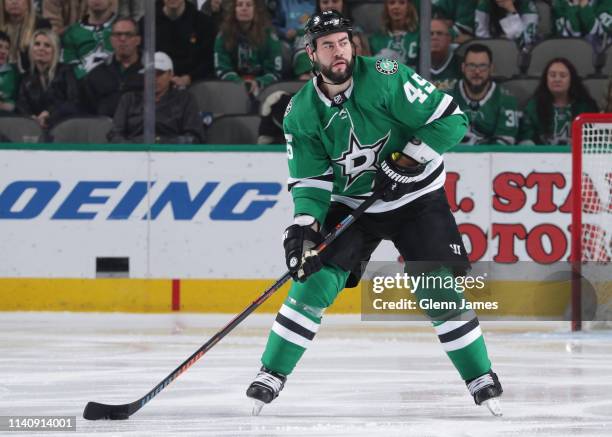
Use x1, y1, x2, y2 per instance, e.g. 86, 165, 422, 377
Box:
483, 398, 502, 416
252, 400, 265, 416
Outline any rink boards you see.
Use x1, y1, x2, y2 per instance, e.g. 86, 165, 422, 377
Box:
1, 144, 605, 314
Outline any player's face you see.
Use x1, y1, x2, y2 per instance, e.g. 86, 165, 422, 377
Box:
311, 32, 354, 84
430, 20, 451, 53
31, 34, 54, 66
462, 51, 492, 93
386, 0, 409, 22
0, 41, 9, 65
236, 0, 255, 22
546, 62, 571, 96
319, 0, 343, 12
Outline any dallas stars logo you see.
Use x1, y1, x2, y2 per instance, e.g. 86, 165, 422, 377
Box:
333, 130, 390, 190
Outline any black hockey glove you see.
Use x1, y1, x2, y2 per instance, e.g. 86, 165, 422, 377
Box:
283, 223, 324, 282
374, 152, 427, 202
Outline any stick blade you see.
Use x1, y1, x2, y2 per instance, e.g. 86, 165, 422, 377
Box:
83, 401, 131, 420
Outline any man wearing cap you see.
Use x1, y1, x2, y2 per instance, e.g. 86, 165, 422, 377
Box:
108, 51, 205, 143
246, 10, 503, 417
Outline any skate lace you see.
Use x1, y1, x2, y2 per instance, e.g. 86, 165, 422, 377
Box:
254, 371, 283, 393
467, 373, 494, 396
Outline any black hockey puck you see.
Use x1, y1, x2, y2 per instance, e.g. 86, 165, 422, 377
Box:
108, 412, 130, 420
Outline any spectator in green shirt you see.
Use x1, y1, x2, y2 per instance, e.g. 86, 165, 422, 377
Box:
519, 57, 598, 145
214, 0, 282, 97
369, 0, 420, 70
0, 31, 19, 114
430, 18, 461, 92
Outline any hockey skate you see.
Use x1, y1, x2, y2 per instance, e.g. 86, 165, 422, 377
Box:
246, 366, 286, 416
466, 370, 503, 416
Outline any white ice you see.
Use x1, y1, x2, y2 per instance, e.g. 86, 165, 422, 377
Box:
1, 312, 611, 436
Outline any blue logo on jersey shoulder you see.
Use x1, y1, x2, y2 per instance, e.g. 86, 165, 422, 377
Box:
375, 59, 398, 75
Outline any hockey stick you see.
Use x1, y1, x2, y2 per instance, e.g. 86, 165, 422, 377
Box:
83, 190, 383, 420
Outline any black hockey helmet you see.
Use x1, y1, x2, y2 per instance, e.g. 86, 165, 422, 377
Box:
304, 9, 353, 50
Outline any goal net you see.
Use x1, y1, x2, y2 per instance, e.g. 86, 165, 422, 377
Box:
571, 113, 612, 331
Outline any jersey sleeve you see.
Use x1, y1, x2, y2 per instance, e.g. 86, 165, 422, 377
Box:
385, 64, 469, 155
60, 28, 82, 77
475, 1, 492, 38
214, 34, 240, 82
284, 100, 333, 224
596, 0, 612, 35
256, 31, 283, 88
455, 0, 477, 35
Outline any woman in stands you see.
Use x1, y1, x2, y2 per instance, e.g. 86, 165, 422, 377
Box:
475, 0, 538, 48
369, 0, 419, 69
518, 57, 598, 145
214, 0, 282, 97
0, 0, 50, 73
16, 28, 79, 130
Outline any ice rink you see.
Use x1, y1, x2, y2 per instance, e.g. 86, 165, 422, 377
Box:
1, 312, 611, 436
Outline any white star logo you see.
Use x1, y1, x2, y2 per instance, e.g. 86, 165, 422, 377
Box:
333, 130, 390, 190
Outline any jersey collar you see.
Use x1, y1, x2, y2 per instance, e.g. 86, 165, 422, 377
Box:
459, 79, 496, 107
313, 75, 354, 107
431, 50, 455, 75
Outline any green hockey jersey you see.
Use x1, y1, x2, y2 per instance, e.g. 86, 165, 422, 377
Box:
431, 0, 477, 37
449, 80, 519, 145
284, 56, 468, 224
61, 15, 115, 80
292, 35, 311, 77
0, 63, 18, 107
553, 0, 612, 40
411, 0, 476, 37
518, 98, 598, 145
431, 51, 461, 92
369, 31, 419, 69
214, 29, 282, 88
475, 0, 538, 47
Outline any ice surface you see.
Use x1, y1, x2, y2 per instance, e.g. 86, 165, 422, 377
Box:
1, 313, 611, 436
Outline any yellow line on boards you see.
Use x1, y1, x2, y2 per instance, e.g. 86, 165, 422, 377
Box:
0, 278, 569, 315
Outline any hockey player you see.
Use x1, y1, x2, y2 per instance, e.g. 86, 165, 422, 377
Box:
449, 44, 519, 145
246, 10, 503, 417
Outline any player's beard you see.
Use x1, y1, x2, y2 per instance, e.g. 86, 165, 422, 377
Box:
317, 56, 355, 85
465, 77, 491, 95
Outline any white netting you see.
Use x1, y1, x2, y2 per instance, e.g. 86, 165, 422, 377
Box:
577, 120, 612, 328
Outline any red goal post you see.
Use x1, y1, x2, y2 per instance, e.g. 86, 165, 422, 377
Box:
571, 113, 612, 331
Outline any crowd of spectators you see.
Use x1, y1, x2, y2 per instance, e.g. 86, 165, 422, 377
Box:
0, 0, 610, 145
